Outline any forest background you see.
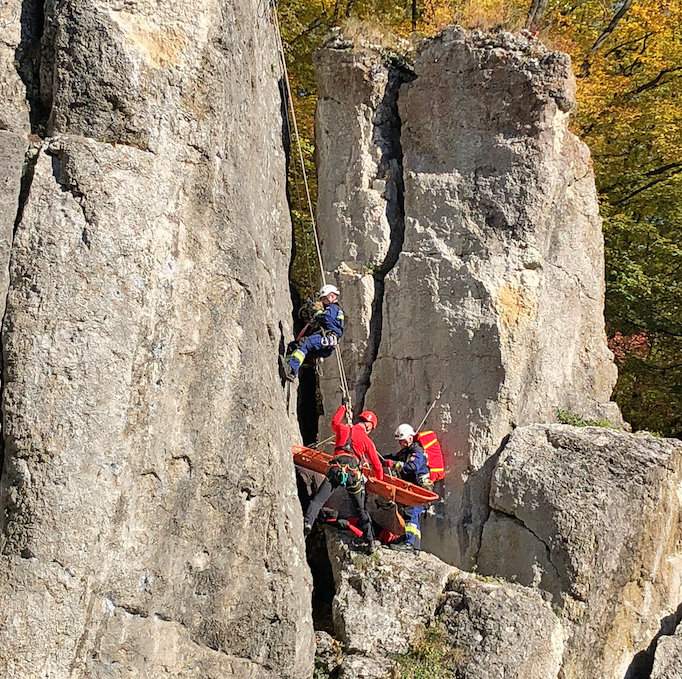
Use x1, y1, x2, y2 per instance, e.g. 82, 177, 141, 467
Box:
278, 0, 681, 437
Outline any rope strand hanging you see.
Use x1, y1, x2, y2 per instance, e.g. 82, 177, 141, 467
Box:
273, 7, 354, 419
273, 9, 325, 285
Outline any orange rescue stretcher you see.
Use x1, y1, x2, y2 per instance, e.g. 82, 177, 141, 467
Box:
292, 445, 440, 507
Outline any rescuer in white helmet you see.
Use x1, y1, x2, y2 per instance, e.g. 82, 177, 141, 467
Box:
280, 284, 345, 382
382, 423, 431, 553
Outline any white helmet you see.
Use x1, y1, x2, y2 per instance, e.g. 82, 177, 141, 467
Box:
394, 423, 416, 440
318, 284, 340, 298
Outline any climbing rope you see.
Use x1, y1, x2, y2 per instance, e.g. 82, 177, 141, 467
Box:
273, 7, 354, 420
272, 9, 325, 284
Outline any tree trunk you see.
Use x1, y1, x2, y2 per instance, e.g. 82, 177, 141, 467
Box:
526, 0, 548, 30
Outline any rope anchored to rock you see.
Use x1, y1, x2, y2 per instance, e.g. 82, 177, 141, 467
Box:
273, 6, 353, 421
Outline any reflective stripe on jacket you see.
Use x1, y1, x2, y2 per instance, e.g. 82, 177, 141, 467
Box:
417, 430, 446, 481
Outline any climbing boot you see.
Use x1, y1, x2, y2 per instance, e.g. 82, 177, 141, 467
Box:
389, 541, 416, 554
278, 355, 297, 382
351, 537, 376, 555
303, 522, 313, 538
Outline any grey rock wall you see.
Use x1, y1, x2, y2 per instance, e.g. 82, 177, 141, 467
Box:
477, 424, 682, 679
0, 0, 31, 133
314, 28, 619, 565
321, 529, 564, 678
315, 45, 412, 410
437, 574, 565, 679
651, 619, 682, 679
0, 2, 313, 677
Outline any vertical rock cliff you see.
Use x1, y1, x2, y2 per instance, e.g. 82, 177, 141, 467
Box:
315, 28, 620, 564
478, 425, 682, 678
0, 2, 313, 677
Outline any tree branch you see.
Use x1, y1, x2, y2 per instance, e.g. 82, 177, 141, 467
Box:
644, 162, 682, 177
625, 66, 682, 98
590, 0, 634, 54
288, 16, 326, 46
581, 0, 634, 75
526, 0, 549, 30
612, 169, 682, 206
604, 31, 655, 58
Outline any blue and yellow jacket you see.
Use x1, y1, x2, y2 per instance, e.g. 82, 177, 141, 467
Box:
314, 302, 345, 337
384, 442, 430, 486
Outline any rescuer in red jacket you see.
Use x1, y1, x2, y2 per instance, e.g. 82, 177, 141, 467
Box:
303, 403, 383, 552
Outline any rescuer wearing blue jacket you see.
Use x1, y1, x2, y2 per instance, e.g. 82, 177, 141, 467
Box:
383, 423, 431, 552
281, 284, 345, 381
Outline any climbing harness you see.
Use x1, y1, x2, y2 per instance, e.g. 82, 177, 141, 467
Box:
273, 7, 353, 422
320, 332, 338, 348
329, 430, 363, 490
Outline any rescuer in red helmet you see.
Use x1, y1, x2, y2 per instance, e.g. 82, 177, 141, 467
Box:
303, 401, 384, 552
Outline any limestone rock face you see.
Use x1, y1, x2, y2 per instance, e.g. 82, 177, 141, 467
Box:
315, 29, 619, 565
0, 0, 31, 133
651, 619, 682, 679
0, 0, 32, 474
326, 529, 454, 671
322, 530, 564, 678
315, 46, 412, 408
438, 574, 564, 679
0, 132, 25, 319
0, 2, 313, 677
477, 424, 682, 679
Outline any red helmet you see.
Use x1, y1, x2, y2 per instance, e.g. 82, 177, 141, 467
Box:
358, 410, 378, 428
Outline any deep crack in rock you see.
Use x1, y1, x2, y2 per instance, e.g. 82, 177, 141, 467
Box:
353, 63, 414, 413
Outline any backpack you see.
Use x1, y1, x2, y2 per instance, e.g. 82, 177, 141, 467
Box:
415, 430, 446, 482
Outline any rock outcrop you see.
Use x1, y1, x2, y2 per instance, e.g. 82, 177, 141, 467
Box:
478, 424, 682, 678
651, 618, 682, 679
0, 0, 31, 133
314, 45, 412, 411
325, 528, 455, 676
0, 2, 313, 677
314, 28, 619, 565
437, 574, 565, 679
321, 529, 564, 678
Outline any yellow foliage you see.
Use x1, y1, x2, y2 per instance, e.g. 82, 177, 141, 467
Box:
452, 0, 525, 31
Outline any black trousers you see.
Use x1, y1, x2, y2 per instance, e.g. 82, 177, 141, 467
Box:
304, 478, 374, 541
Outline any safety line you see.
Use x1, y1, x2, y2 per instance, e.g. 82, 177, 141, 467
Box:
273, 6, 354, 420
272, 8, 326, 286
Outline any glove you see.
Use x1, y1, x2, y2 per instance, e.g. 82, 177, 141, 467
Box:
312, 301, 324, 313
393, 461, 404, 473
382, 459, 394, 468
